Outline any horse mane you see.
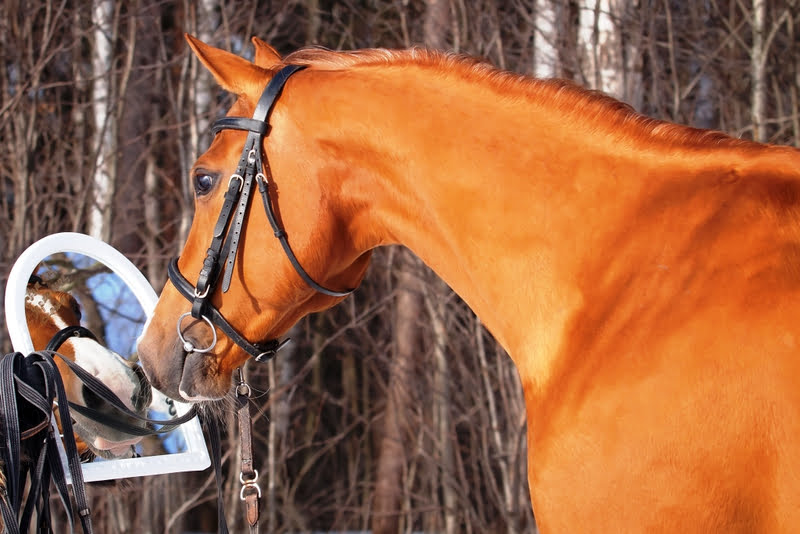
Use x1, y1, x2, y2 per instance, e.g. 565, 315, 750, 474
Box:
282, 47, 753, 151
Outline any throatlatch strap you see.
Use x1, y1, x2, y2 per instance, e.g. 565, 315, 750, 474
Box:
256, 160, 353, 298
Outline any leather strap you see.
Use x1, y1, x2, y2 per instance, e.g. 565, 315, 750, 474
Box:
252, 64, 306, 123
201, 413, 230, 534
256, 161, 353, 297
192, 177, 243, 320
221, 136, 260, 293
44, 325, 97, 352
235, 370, 260, 532
0, 351, 94, 533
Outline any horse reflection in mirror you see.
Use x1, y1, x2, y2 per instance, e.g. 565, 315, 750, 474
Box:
25, 277, 152, 460
138, 35, 800, 531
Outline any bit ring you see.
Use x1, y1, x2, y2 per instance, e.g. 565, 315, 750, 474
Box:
176, 313, 217, 354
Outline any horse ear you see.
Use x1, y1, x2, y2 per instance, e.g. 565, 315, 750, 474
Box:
251, 37, 282, 69
185, 34, 263, 95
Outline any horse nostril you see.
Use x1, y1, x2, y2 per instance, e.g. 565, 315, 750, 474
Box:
134, 383, 152, 412
81, 384, 105, 411
132, 365, 152, 411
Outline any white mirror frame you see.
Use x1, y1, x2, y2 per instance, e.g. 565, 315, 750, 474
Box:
5, 233, 209, 482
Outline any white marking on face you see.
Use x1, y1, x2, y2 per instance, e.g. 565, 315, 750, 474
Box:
25, 290, 70, 329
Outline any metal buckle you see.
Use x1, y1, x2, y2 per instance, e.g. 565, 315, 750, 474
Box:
239, 470, 261, 500
176, 312, 218, 354
228, 173, 244, 192
235, 368, 252, 397
247, 148, 257, 164
254, 338, 291, 362
193, 285, 210, 299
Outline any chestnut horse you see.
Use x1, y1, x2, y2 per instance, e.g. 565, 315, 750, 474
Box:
25, 278, 151, 459
138, 35, 800, 532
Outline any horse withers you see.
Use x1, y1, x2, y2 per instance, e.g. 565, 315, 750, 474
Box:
138, 35, 800, 531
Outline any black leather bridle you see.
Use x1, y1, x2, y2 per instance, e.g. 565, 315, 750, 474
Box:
168, 65, 354, 362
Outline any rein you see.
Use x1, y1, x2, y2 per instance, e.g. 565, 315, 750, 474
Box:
0, 350, 94, 534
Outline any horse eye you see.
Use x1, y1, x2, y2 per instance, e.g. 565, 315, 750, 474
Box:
72, 303, 82, 321
68, 298, 82, 321
194, 172, 217, 196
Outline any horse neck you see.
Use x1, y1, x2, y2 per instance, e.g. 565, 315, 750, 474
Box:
286, 64, 795, 394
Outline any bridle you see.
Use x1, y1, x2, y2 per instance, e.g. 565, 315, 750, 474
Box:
168, 64, 354, 362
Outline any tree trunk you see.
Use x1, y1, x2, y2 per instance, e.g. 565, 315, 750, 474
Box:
89, 0, 115, 241
751, 0, 767, 142
578, 0, 624, 99
424, 287, 457, 534
621, 0, 643, 110
372, 249, 420, 534
534, 0, 560, 78
790, 10, 799, 147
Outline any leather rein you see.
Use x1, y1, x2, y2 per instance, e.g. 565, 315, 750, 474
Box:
168, 64, 353, 363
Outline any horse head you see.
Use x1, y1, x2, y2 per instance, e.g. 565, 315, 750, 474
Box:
137, 36, 372, 402
26, 278, 152, 459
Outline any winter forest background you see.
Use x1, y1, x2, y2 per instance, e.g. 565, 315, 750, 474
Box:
1, 1, 798, 532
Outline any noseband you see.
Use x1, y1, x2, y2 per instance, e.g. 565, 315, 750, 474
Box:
168, 65, 354, 362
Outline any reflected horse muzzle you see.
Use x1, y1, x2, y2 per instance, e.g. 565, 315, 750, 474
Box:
176, 312, 217, 354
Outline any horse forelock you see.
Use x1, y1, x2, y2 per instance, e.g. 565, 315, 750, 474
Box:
279, 46, 753, 151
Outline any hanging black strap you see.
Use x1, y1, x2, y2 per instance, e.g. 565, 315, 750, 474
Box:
201, 413, 229, 534
0, 351, 93, 534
